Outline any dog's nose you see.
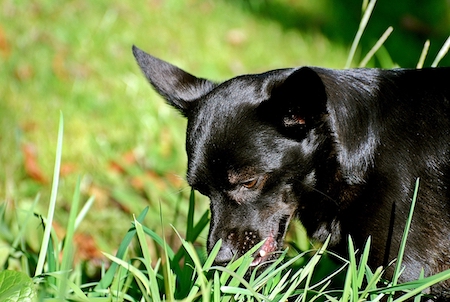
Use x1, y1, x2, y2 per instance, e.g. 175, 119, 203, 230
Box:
214, 241, 235, 265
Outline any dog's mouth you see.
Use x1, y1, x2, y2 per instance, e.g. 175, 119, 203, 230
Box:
250, 233, 278, 266
249, 215, 290, 267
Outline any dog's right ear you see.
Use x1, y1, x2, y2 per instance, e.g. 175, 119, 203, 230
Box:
258, 67, 328, 138
132, 46, 216, 116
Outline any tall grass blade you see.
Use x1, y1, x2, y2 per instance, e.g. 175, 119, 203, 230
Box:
392, 179, 420, 285
357, 237, 371, 286
348, 237, 359, 300
59, 177, 82, 297
416, 40, 430, 68
278, 238, 330, 301
174, 228, 209, 299
213, 266, 263, 302
74, 195, 95, 230
95, 206, 149, 290
345, 0, 378, 68
186, 189, 196, 242
102, 252, 152, 295
392, 269, 450, 302
140, 224, 175, 259
214, 271, 220, 301
413, 269, 425, 302
361, 266, 384, 299
159, 202, 175, 301
135, 217, 162, 301
204, 239, 222, 270
12, 193, 40, 249
359, 26, 393, 67
35, 112, 64, 277
431, 36, 450, 67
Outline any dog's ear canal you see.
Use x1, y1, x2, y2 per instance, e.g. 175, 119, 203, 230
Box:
132, 45, 216, 116
258, 67, 328, 137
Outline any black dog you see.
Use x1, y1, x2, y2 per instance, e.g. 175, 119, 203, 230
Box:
133, 46, 450, 299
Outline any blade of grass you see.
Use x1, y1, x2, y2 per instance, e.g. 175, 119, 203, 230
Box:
74, 195, 95, 231
371, 268, 450, 299
134, 217, 162, 302
192, 210, 210, 241
44, 271, 89, 301
345, 0, 378, 68
159, 202, 175, 301
341, 258, 352, 302
173, 228, 210, 300
357, 237, 371, 286
267, 269, 292, 300
218, 241, 264, 285
360, 266, 384, 299
95, 206, 149, 291
59, 176, 82, 297
214, 271, 220, 301
203, 239, 222, 270
186, 189, 196, 242
213, 266, 263, 302
413, 269, 425, 302
102, 252, 152, 295
12, 193, 40, 249
140, 224, 175, 259
35, 112, 64, 277
279, 238, 330, 301
416, 40, 430, 68
347, 236, 359, 301
390, 178, 420, 290
431, 36, 450, 67
359, 26, 393, 67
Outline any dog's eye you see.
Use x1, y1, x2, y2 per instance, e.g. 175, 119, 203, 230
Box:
242, 178, 258, 189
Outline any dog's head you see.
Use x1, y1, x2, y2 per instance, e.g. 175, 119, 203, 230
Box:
133, 46, 341, 267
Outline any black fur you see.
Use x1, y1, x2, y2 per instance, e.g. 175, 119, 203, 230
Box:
133, 45, 450, 299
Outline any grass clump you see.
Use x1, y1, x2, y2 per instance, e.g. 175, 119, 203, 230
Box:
1, 114, 449, 301
3, 135, 450, 301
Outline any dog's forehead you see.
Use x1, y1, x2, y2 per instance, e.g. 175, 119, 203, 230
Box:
186, 74, 271, 143
184, 72, 289, 185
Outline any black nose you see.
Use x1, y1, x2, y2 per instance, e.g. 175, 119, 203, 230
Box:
213, 241, 235, 265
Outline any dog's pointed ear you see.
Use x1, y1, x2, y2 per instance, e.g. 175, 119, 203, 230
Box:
259, 67, 328, 137
132, 45, 216, 116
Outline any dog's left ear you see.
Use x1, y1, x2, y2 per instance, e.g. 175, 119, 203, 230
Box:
132, 46, 216, 116
259, 67, 327, 137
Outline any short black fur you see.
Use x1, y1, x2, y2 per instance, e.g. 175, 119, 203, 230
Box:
133, 45, 450, 300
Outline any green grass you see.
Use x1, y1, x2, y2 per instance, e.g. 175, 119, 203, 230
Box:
2, 130, 450, 300
1, 0, 448, 250
1, 0, 450, 300
1, 0, 353, 253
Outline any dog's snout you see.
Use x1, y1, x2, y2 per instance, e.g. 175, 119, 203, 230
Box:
240, 230, 259, 254
214, 241, 234, 265
214, 228, 261, 266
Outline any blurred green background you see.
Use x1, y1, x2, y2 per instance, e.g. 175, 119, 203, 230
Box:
1, 0, 449, 266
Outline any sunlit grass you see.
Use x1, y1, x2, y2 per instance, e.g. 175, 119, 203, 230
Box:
2, 133, 449, 300
0, 0, 350, 251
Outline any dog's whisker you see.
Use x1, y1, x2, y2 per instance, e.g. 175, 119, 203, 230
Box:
303, 183, 338, 206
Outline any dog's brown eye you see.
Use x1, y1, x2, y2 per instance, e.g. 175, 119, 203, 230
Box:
242, 178, 258, 189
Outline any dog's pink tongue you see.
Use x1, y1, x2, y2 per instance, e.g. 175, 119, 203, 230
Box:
251, 234, 277, 266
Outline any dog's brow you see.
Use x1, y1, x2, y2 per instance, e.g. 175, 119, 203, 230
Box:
228, 168, 256, 184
